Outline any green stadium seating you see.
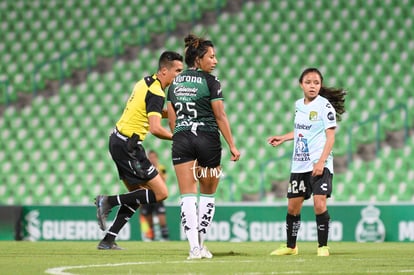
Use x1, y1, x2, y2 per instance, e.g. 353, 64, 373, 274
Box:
1, 0, 413, 204
0, 0, 228, 99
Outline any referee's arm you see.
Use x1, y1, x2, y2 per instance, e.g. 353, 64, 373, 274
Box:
148, 114, 173, 140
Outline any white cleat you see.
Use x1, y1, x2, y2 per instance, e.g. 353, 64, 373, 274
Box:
187, 247, 202, 260
200, 246, 213, 259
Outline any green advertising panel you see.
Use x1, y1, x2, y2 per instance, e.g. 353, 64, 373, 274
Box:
186, 203, 414, 242
16, 203, 414, 242
21, 205, 141, 241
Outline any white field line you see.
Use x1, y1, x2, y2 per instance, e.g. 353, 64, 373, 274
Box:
45, 260, 255, 275
45, 261, 414, 275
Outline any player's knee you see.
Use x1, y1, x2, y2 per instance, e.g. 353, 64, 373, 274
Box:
287, 208, 301, 216
155, 190, 168, 201
287, 198, 303, 215
313, 196, 327, 214
314, 206, 327, 215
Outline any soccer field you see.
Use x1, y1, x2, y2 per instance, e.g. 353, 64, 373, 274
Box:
1, 241, 413, 275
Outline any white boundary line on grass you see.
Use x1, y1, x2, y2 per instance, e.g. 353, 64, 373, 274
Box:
45, 260, 256, 275
45, 261, 414, 275
45, 261, 160, 275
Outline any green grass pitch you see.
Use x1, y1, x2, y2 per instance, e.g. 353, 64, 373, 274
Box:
1, 241, 413, 274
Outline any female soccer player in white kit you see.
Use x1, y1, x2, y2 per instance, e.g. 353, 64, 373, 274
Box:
268, 68, 346, 256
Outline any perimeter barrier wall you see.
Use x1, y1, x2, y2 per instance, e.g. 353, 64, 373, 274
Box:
1, 203, 413, 242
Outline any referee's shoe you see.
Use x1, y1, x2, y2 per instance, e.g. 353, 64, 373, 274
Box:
95, 195, 112, 231
97, 240, 123, 250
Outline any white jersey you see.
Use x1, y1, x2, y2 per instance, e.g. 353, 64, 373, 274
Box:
291, 95, 337, 173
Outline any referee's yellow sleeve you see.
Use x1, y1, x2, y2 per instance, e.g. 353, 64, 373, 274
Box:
147, 112, 162, 118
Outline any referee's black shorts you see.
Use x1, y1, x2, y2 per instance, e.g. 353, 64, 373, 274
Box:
172, 130, 221, 168
109, 131, 158, 186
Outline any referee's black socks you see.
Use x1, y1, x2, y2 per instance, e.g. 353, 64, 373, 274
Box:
108, 189, 157, 206
104, 204, 138, 242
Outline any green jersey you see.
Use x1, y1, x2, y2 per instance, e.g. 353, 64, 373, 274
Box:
167, 69, 223, 134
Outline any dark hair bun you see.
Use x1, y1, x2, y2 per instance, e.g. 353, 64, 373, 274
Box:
184, 34, 203, 49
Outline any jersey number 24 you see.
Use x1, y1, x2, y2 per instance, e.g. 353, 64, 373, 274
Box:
288, 180, 306, 194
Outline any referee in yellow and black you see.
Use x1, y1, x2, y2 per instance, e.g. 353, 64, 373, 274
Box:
95, 51, 184, 250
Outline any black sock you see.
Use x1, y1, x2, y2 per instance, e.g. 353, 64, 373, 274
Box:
316, 211, 330, 247
160, 225, 169, 240
104, 204, 138, 242
108, 189, 157, 206
286, 213, 301, 248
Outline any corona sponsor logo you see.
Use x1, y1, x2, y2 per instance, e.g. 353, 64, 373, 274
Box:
174, 75, 203, 84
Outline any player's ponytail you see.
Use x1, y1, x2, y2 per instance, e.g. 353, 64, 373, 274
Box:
184, 34, 201, 49
319, 87, 347, 121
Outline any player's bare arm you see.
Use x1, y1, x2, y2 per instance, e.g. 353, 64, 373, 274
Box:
312, 127, 335, 176
166, 102, 176, 132
148, 115, 173, 140
211, 100, 240, 161
268, 131, 294, 147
